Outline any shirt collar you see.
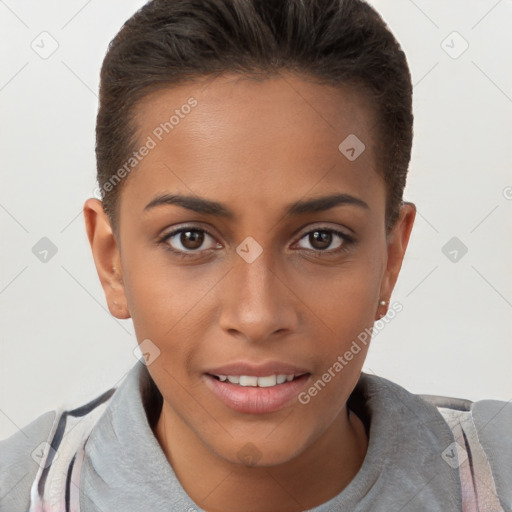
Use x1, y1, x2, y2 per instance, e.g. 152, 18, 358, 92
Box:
80, 362, 461, 511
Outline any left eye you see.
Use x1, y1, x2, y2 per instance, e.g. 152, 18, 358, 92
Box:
295, 228, 350, 252
162, 228, 219, 253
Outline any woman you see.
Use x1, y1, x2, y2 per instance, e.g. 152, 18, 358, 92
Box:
1, 0, 510, 511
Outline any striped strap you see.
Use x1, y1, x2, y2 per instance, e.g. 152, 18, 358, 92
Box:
28, 389, 115, 512
437, 407, 504, 512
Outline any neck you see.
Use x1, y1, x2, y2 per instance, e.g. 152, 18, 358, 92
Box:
153, 404, 368, 512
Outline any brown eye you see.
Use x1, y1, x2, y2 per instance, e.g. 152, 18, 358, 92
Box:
309, 230, 333, 250
298, 227, 356, 256
160, 227, 219, 257
297, 228, 346, 252
179, 230, 204, 250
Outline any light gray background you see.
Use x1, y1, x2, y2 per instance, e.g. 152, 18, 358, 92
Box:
1, 0, 511, 439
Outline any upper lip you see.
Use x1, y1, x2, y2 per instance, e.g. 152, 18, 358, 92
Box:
204, 361, 311, 377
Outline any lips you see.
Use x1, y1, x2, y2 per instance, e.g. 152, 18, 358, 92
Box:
204, 361, 310, 378
211, 374, 299, 387
203, 361, 311, 414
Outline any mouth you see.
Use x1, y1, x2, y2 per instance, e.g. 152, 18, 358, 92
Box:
208, 373, 307, 387
203, 369, 311, 414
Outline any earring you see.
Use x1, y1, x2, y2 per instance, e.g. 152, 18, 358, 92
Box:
377, 299, 389, 319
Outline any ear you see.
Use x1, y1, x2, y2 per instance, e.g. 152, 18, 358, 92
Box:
83, 198, 131, 319
377, 201, 416, 319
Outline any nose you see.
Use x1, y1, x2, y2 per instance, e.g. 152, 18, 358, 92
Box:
218, 246, 298, 344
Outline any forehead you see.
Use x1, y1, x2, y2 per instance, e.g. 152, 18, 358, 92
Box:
120, 72, 384, 223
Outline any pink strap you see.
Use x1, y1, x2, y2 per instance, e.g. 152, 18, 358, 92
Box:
437, 407, 504, 512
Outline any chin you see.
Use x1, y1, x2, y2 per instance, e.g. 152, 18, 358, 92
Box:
208, 430, 311, 469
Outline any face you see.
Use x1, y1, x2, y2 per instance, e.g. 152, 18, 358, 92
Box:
85, 72, 415, 468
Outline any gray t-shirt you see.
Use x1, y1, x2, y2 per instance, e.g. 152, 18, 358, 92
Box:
1, 361, 510, 511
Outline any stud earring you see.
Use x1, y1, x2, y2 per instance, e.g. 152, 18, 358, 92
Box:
377, 299, 389, 319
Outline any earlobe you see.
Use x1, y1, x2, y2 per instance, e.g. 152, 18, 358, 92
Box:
376, 201, 416, 319
83, 198, 131, 320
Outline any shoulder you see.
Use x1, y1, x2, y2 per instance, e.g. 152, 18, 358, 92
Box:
0, 410, 58, 512
470, 398, 512, 512
420, 393, 512, 512
0, 386, 117, 512
419, 392, 511, 452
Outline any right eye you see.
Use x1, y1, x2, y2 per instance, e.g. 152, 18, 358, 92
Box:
159, 226, 221, 258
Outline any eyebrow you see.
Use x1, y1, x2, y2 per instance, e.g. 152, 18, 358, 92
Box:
143, 192, 370, 218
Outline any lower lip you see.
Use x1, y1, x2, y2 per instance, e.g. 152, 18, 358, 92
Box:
203, 374, 311, 414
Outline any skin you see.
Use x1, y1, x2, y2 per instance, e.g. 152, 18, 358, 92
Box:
84, 72, 416, 512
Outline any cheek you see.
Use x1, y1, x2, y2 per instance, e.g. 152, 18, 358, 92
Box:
298, 251, 384, 374
299, 278, 376, 419
304, 256, 383, 327
123, 248, 202, 331
122, 256, 217, 370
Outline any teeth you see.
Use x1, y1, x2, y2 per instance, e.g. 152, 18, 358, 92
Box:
239, 375, 258, 386
215, 374, 300, 387
257, 375, 277, 387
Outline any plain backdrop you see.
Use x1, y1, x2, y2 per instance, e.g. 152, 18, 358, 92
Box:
1, 0, 511, 440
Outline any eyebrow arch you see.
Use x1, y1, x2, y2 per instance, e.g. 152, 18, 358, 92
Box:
143, 192, 370, 218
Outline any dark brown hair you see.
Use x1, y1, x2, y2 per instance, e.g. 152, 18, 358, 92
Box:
96, 0, 413, 237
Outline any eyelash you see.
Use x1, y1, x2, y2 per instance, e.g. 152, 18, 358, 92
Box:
157, 225, 356, 260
